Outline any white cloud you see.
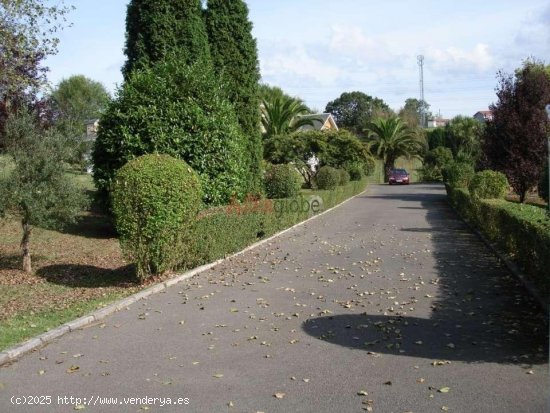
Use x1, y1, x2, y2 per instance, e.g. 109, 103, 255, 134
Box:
426, 43, 494, 73
261, 45, 343, 86
328, 24, 403, 65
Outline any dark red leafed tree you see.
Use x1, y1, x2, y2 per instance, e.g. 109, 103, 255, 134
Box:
482, 61, 550, 202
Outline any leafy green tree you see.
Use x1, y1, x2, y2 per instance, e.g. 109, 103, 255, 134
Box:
50, 75, 111, 124
261, 95, 315, 139
445, 115, 483, 161
123, 0, 210, 78
0, 110, 88, 273
420, 146, 453, 182
325, 91, 392, 135
426, 127, 446, 150
398, 98, 431, 128
205, 0, 262, 194
259, 84, 312, 112
365, 117, 424, 181
0, 0, 73, 143
93, 57, 248, 206
49, 75, 111, 169
264, 129, 371, 187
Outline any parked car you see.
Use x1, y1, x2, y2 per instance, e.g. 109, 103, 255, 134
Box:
389, 168, 410, 185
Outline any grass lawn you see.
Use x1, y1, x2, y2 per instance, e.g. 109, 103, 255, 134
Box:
0, 172, 147, 350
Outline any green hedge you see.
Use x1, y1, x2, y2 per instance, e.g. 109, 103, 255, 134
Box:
183, 179, 367, 266
446, 185, 550, 304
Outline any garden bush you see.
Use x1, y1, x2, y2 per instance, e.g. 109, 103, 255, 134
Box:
419, 165, 443, 182
338, 168, 350, 186
346, 164, 363, 181
264, 164, 301, 199
468, 170, 509, 199
111, 154, 202, 280
316, 166, 340, 190
93, 57, 247, 207
446, 186, 550, 306
442, 161, 475, 188
420, 146, 453, 182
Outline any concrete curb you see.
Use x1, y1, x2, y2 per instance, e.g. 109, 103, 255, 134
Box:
0, 186, 367, 367
447, 201, 549, 312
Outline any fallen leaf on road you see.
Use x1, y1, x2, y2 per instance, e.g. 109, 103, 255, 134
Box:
357, 390, 368, 396
66, 365, 80, 374
213, 374, 224, 378
438, 387, 450, 393
274, 392, 285, 399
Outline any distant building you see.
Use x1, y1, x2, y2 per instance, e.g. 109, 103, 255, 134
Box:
85, 119, 100, 141
427, 117, 450, 128
84, 119, 99, 173
296, 113, 338, 131
473, 110, 493, 123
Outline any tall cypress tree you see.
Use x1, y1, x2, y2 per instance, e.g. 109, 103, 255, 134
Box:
205, 0, 262, 193
123, 0, 211, 78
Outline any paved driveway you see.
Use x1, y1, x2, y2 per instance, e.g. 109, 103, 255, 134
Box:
0, 184, 548, 413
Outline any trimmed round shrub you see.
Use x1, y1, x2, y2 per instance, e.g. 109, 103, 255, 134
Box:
468, 170, 509, 199
264, 164, 301, 199
338, 168, 350, 186
112, 154, 202, 280
316, 166, 340, 190
442, 161, 475, 188
93, 57, 247, 207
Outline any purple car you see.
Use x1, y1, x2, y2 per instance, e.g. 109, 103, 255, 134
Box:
388, 169, 410, 185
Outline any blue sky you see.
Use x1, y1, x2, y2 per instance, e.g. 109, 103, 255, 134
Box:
45, 0, 550, 118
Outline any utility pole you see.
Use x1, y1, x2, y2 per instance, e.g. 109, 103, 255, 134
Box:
417, 55, 425, 128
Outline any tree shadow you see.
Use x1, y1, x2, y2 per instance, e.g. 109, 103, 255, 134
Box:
303, 185, 548, 365
36, 264, 138, 288
0, 253, 23, 271
60, 211, 117, 240
302, 312, 546, 365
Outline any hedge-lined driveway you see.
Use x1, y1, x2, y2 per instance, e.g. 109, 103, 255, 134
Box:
0, 184, 547, 413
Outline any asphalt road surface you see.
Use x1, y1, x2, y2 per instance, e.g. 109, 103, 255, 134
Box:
1, 183, 548, 413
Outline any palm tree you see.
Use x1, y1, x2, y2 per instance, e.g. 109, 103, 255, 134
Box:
365, 117, 424, 182
260, 95, 317, 138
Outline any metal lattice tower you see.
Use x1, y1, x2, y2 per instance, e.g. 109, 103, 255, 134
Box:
417, 55, 425, 127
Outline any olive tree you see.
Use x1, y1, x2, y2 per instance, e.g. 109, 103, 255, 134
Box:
0, 111, 88, 273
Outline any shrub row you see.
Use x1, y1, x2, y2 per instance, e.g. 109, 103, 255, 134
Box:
446, 185, 550, 305
113, 155, 367, 280
187, 179, 367, 266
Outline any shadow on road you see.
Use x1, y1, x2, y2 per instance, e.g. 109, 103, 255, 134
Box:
303, 185, 548, 366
